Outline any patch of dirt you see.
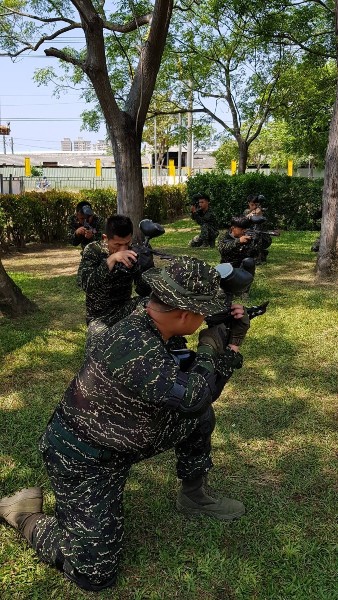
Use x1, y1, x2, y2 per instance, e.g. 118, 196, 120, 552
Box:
1, 244, 80, 277
164, 227, 196, 233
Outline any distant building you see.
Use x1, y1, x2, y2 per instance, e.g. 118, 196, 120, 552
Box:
73, 137, 91, 152
61, 138, 72, 151
92, 139, 111, 152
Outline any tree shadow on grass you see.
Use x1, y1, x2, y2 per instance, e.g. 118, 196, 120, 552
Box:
0, 274, 85, 357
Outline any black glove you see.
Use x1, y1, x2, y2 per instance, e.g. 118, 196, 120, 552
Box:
198, 323, 230, 355
228, 309, 250, 347
133, 245, 155, 273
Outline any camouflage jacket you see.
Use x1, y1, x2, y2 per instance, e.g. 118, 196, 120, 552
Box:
56, 305, 243, 453
217, 230, 258, 267
77, 240, 152, 324
191, 208, 219, 235
68, 214, 104, 250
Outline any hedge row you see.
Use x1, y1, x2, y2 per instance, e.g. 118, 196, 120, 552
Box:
0, 185, 188, 249
0, 174, 323, 250
187, 172, 323, 230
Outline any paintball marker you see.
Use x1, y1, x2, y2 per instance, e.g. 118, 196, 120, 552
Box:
114, 219, 171, 274
83, 220, 95, 232
245, 215, 279, 243
205, 260, 269, 328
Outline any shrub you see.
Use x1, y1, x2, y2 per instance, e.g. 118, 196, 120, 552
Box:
0, 185, 187, 249
187, 172, 323, 229
144, 184, 188, 222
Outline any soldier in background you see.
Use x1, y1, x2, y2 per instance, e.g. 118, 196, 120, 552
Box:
0, 257, 249, 591
68, 200, 104, 252
218, 216, 258, 267
243, 193, 264, 218
218, 216, 272, 268
189, 192, 219, 248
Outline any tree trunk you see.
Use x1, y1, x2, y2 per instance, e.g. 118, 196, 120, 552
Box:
0, 259, 38, 318
316, 88, 338, 280
108, 118, 144, 240
237, 140, 249, 174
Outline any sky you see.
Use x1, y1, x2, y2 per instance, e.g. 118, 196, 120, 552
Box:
1, 55, 108, 153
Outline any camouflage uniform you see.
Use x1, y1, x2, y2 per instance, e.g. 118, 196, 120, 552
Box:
242, 211, 272, 263
27, 258, 243, 591
68, 214, 104, 251
217, 230, 270, 267
77, 240, 153, 354
77, 240, 151, 326
189, 208, 219, 248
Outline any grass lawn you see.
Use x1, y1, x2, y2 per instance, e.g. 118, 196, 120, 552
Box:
0, 223, 337, 600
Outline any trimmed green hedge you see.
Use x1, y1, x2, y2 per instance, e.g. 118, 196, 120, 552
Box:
144, 184, 187, 222
187, 172, 323, 229
0, 174, 323, 249
0, 185, 187, 249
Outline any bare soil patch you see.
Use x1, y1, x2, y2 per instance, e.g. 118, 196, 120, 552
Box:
1, 244, 80, 278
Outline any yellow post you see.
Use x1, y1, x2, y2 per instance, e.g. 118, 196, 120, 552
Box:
95, 159, 102, 177
24, 157, 31, 176
231, 160, 237, 175
287, 159, 293, 176
168, 159, 175, 177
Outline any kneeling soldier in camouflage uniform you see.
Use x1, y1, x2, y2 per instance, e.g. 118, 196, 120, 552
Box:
68, 201, 104, 253
0, 257, 249, 591
77, 214, 153, 352
218, 215, 267, 267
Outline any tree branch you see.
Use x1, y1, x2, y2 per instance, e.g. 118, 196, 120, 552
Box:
44, 47, 85, 69
0, 7, 76, 25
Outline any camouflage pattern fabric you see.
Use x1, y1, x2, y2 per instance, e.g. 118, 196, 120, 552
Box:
67, 214, 104, 251
30, 304, 242, 590
217, 230, 263, 267
189, 209, 219, 247
143, 256, 225, 316
77, 240, 152, 326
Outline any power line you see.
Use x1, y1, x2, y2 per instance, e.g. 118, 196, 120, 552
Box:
1, 103, 88, 107
1, 94, 82, 97
4, 118, 83, 121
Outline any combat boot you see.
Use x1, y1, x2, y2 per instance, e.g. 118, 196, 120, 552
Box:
0, 487, 43, 530
176, 476, 245, 521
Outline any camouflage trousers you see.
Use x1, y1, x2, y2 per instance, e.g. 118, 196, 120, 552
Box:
189, 224, 218, 248
31, 407, 215, 590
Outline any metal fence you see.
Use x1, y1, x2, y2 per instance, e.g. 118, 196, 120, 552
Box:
0, 165, 325, 194
0, 167, 196, 192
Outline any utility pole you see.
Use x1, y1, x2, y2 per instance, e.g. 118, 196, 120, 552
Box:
3, 136, 6, 154
186, 81, 193, 175
154, 115, 157, 185
178, 113, 182, 182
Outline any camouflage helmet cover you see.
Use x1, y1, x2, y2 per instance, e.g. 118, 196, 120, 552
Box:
143, 256, 225, 316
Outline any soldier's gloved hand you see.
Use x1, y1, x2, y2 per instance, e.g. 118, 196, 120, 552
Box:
198, 323, 230, 355
228, 309, 250, 347
133, 245, 155, 273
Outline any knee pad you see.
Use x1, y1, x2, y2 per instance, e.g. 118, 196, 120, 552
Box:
55, 549, 117, 591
